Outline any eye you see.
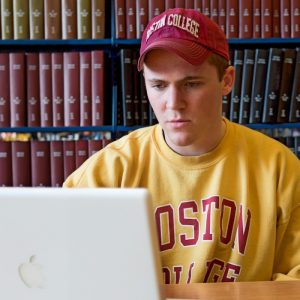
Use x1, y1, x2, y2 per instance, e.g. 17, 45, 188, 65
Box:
151, 82, 167, 90
184, 81, 201, 88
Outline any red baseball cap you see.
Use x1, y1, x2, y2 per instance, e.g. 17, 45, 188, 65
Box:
138, 8, 229, 71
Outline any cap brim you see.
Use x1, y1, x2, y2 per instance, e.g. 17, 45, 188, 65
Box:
137, 38, 212, 71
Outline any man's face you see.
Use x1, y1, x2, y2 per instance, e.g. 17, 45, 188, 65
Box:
143, 49, 234, 156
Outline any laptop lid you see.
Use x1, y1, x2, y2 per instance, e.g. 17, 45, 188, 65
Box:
0, 188, 163, 300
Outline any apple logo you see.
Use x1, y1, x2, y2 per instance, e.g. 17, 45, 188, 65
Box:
18, 255, 46, 288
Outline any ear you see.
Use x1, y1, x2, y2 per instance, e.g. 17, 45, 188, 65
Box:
221, 66, 235, 96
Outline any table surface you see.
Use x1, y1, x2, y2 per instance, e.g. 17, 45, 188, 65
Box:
163, 280, 300, 299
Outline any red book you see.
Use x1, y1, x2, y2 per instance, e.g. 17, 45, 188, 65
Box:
63, 52, 80, 127
50, 140, 64, 187
79, 51, 92, 126
30, 140, 51, 187
88, 139, 103, 156
75, 139, 89, 168
218, 0, 226, 33
253, 0, 261, 38
261, 0, 272, 38
149, 0, 165, 20
11, 141, 31, 187
226, 0, 239, 38
175, 0, 185, 8
272, 0, 280, 37
39, 52, 53, 127
202, 0, 210, 17
185, 0, 194, 9
239, 0, 252, 38
126, 0, 136, 39
115, 0, 126, 38
280, 0, 291, 38
63, 140, 76, 180
26, 53, 40, 127
165, 0, 175, 9
291, 0, 300, 38
9, 53, 26, 127
51, 53, 64, 127
0, 141, 12, 186
0, 53, 10, 128
91, 50, 105, 126
194, 0, 202, 12
136, 0, 148, 39
210, 0, 218, 24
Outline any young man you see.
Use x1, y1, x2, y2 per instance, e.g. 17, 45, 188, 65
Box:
64, 8, 300, 283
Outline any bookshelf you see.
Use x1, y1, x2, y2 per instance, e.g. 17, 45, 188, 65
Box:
0, 1, 300, 188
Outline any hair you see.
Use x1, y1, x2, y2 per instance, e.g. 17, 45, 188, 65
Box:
207, 53, 230, 81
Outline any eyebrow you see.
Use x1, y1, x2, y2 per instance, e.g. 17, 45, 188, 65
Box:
147, 76, 204, 83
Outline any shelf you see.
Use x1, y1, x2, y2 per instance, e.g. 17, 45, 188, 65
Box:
0, 126, 115, 133
0, 39, 113, 46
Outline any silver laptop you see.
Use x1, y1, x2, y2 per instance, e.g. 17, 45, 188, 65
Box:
0, 188, 163, 300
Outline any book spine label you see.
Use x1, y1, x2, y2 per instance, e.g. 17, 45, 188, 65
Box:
29, 0, 44, 39
0, 141, 12, 186
31, 140, 51, 187
39, 53, 53, 127
50, 140, 64, 187
26, 52, 41, 127
62, 0, 77, 39
115, 0, 126, 38
51, 53, 64, 127
9, 53, 26, 127
64, 52, 80, 126
12, 141, 31, 187
44, 0, 61, 39
80, 51, 92, 126
92, 50, 105, 126
13, 0, 29, 39
0, 53, 10, 127
91, 0, 105, 39
77, 0, 91, 39
1, 0, 13, 39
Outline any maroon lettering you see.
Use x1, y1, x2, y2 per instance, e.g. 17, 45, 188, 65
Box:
237, 205, 251, 254
222, 263, 241, 282
187, 262, 195, 283
173, 266, 183, 284
162, 267, 171, 284
179, 201, 200, 246
155, 205, 175, 251
202, 196, 220, 240
204, 258, 224, 282
220, 199, 237, 245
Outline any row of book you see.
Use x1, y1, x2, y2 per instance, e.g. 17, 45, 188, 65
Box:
115, 0, 300, 39
0, 0, 106, 40
223, 47, 300, 124
0, 50, 106, 128
0, 134, 112, 187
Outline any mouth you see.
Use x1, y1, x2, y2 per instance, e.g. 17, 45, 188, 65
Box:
166, 119, 191, 128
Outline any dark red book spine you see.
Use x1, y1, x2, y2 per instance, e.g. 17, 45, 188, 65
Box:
253, 0, 261, 38
51, 52, 64, 127
201, 0, 210, 17
0, 53, 10, 127
115, 0, 126, 38
239, 0, 252, 38
92, 50, 105, 126
26, 52, 40, 127
148, 0, 165, 20
80, 51, 92, 126
39, 52, 53, 127
75, 139, 89, 168
280, 0, 291, 38
63, 51, 80, 126
226, 0, 239, 38
9, 53, 26, 127
291, 0, 300, 38
165, 0, 175, 9
210, 0, 218, 24
136, 0, 148, 39
175, 0, 185, 8
88, 139, 103, 156
185, 0, 194, 9
63, 140, 76, 180
261, 0, 272, 38
126, 0, 136, 39
272, 0, 280, 37
11, 141, 31, 187
50, 140, 64, 187
30, 140, 51, 187
0, 141, 12, 186
218, 0, 226, 33
194, 0, 202, 12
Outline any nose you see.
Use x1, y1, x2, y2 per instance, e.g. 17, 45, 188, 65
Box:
165, 86, 185, 110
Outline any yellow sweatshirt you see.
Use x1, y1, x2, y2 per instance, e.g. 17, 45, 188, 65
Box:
64, 119, 300, 283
